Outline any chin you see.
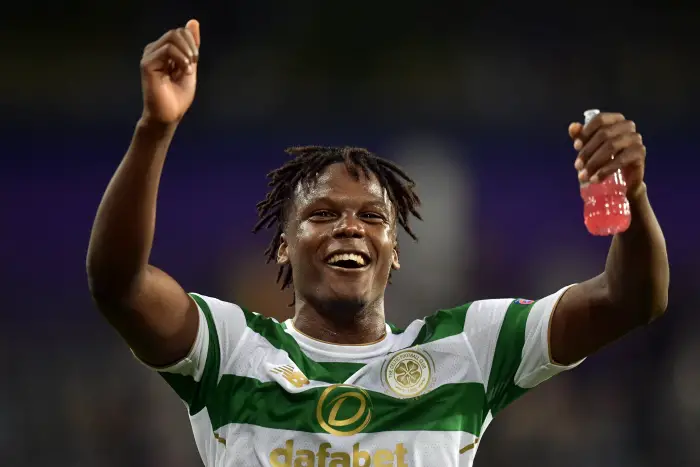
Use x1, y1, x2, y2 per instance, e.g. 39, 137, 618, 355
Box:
322, 296, 367, 314
315, 291, 372, 317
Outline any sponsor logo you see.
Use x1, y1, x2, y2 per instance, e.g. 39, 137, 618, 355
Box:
459, 437, 480, 454
382, 350, 434, 398
269, 440, 408, 467
316, 385, 372, 436
271, 364, 310, 388
514, 298, 534, 305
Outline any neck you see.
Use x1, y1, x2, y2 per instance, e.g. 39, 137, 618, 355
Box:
292, 296, 387, 345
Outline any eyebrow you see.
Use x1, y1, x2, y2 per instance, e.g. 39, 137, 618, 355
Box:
362, 200, 392, 211
309, 196, 390, 209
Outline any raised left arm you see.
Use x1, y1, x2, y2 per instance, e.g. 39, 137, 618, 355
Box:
549, 113, 670, 365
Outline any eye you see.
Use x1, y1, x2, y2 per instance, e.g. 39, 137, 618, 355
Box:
361, 212, 385, 222
309, 210, 335, 220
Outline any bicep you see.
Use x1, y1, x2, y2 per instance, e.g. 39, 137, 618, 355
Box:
550, 273, 637, 365
94, 264, 199, 367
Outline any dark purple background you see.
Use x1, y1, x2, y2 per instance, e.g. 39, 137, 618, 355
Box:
1, 2, 697, 466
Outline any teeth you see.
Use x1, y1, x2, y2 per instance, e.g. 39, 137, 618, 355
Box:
327, 253, 366, 266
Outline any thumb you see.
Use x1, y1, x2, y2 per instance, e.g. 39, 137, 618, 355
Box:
186, 19, 201, 47
568, 122, 583, 140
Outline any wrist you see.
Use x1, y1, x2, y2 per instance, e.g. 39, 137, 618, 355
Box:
136, 116, 179, 138
627, 182, 648, 204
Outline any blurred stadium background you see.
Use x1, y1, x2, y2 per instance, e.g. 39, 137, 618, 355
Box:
1, 2, 697, 466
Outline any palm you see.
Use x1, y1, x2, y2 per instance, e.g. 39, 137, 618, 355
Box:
142, 70, 197, 123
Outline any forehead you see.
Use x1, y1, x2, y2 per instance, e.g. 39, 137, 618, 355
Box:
293, 162, 390, 208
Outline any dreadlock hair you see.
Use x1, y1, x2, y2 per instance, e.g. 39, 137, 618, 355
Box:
253, 146, 422, 293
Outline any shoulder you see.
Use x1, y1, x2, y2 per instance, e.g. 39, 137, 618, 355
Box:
407, 302, 473, 346
189, 292, 269, 325
407, 298, 532, 349
414, 298, 521, 337
462, 298, 530, 331
189, 293, 242, 314
188, 292, 291, 347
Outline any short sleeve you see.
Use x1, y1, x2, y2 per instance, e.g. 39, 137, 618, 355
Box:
463, 285, 584, 415
134, 293, 247, 415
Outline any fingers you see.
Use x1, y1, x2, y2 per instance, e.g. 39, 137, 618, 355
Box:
577, 119, 636, 165
588, 146, 644, 184
569, 111, 646, 185
579, 112, 626, 140
584, 132, 643, 183
144, 26, 197, 59
575, 120, 638, 177
569, 112, 625, 152
142, 43, 192, 75
141, 24, 199, 75
186, 19, 201, 47
575, 123, 644, 184
182, 26, 199, 59
568, 122, 583, 140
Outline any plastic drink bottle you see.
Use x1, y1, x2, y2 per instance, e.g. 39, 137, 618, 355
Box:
579, 109, 631, 236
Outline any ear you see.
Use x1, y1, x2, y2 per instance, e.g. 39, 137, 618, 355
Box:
277, 233, 290, 265
391, 244, 400, 270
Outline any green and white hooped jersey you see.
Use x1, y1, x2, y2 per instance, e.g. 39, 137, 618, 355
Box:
143, 286, 582, 466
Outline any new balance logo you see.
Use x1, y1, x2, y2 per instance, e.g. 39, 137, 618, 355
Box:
271, 364, 310, 388
214, 433, 227, 446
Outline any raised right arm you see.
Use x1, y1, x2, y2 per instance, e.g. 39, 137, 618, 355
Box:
87, 21, 202, 367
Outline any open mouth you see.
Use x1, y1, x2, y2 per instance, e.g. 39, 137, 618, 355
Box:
325, 252, 370, 270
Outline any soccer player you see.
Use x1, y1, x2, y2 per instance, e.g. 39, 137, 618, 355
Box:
86, 20, 669, 466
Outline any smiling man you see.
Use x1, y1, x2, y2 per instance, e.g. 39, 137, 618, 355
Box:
254, 151, 417, 342
86, 20, 669, 466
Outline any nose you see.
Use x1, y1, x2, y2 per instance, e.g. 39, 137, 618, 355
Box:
332, 213, 365, 239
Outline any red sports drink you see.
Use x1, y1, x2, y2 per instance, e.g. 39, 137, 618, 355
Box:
580, 109, 631, 236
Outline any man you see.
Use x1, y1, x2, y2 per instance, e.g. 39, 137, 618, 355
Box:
86, 19, 669, 466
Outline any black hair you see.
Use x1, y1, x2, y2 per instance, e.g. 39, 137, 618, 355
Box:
253, 146, 422, 291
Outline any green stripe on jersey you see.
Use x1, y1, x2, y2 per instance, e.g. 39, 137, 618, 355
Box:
243, 310, 365, 383
410, 303, 472, 346
160, 294, 221, 415
208, 376, 488, 436
387, 322, 405, 334
486, 299, 534, 415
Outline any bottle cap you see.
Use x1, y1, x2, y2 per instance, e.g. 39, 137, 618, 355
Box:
584, 109, 600, 125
